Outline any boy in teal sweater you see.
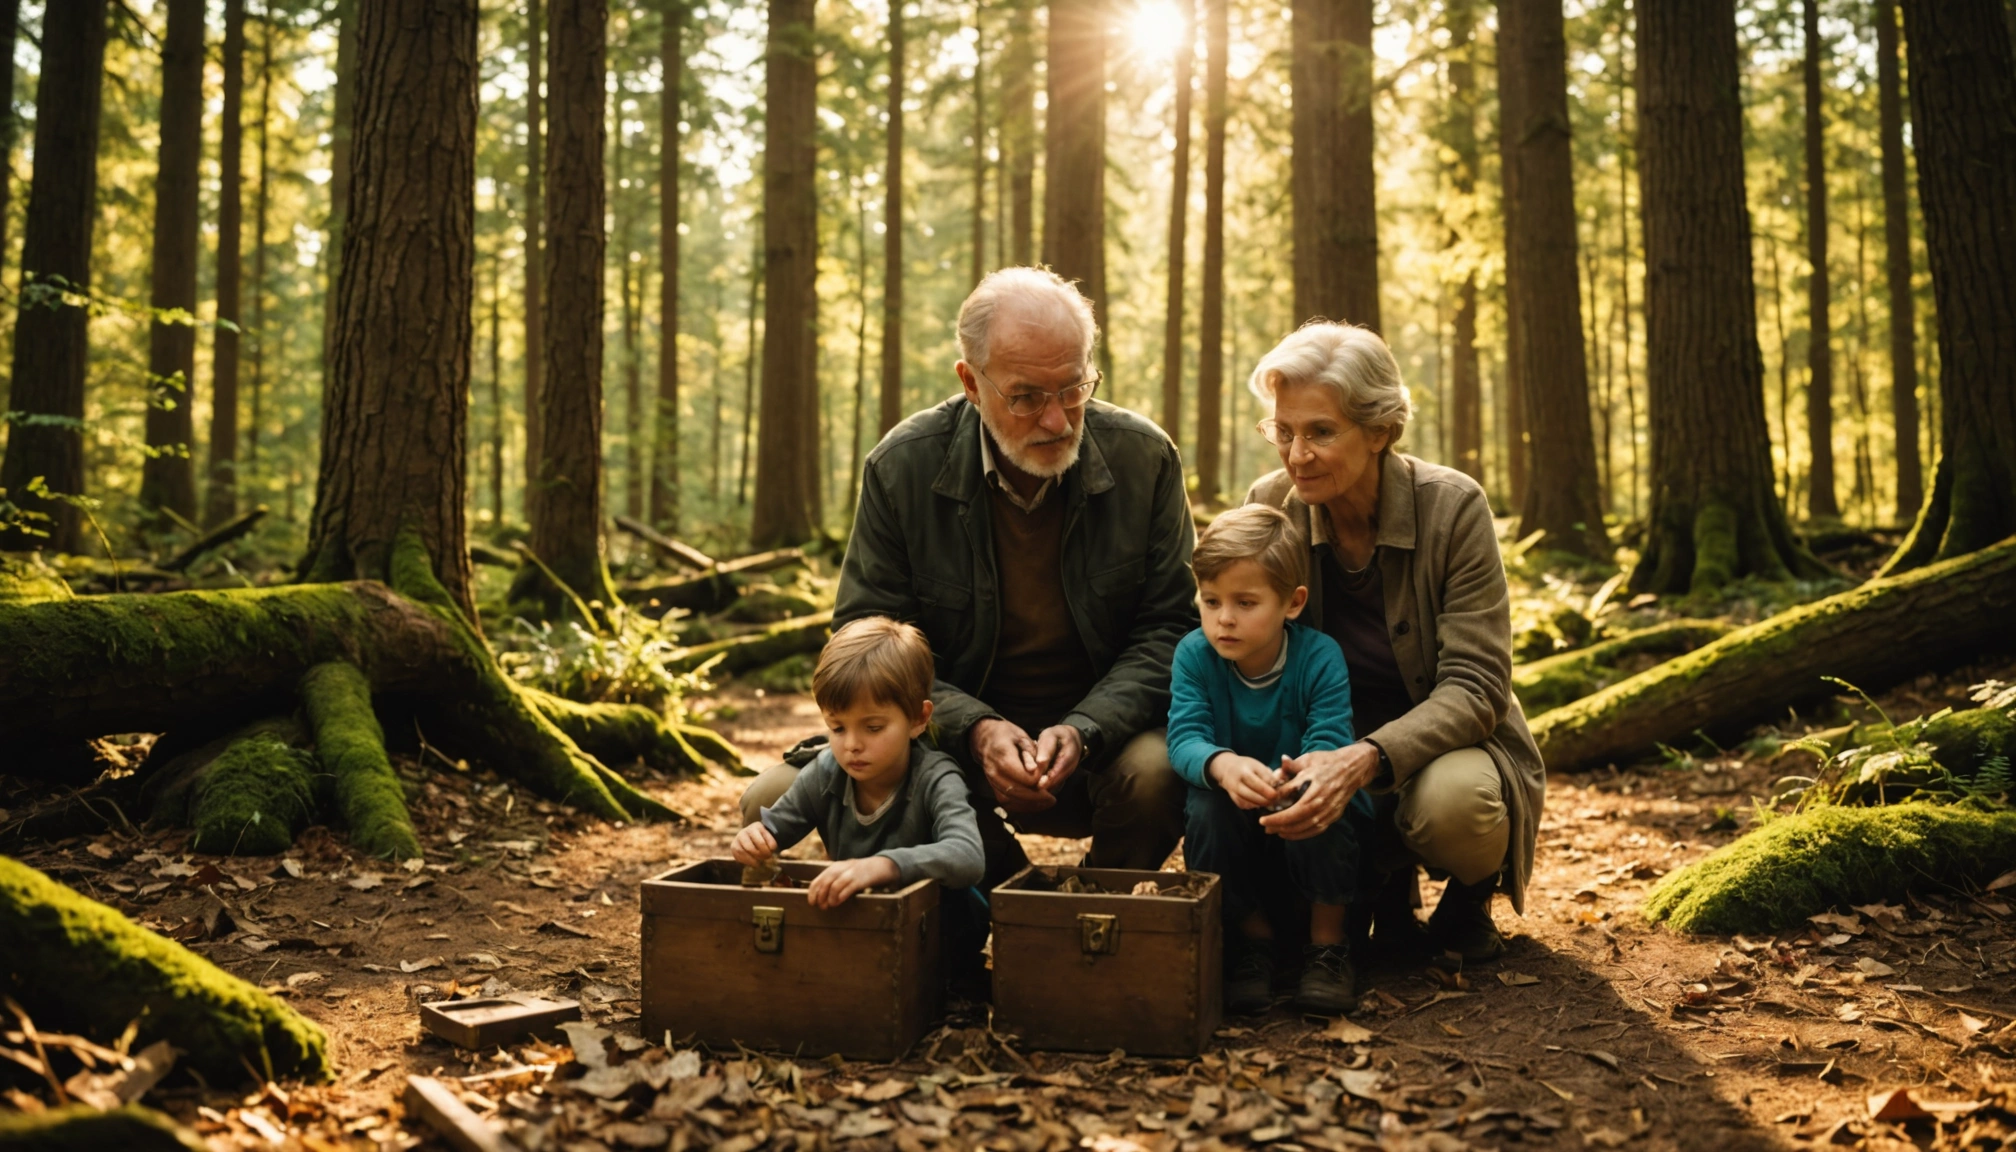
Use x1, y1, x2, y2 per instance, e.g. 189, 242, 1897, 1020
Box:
1168, 504, 1370, 1014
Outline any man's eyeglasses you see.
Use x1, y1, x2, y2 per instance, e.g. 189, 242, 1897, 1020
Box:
1255, 419, 1349, 448
974, 366, 1102, 417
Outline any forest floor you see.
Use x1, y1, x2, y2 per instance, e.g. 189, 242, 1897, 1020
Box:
10, 652, 2016, 1152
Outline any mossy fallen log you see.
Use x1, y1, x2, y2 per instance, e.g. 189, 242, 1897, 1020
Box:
0, 856, 330, 1083
618, 547, 809, 612
664, 610, 833, 676
0, 1105, 207, 1151
187, 720, 323, 857
1643, 801, 2016, 935
160, 505, 267, 573
1514, 620, 1734, 715
301, 662, 420, 860
1532, 538, 2016, 770
527, 688, 739, 775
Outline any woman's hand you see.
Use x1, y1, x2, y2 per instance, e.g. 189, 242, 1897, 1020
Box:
1208, 752, 1282, 810
731, 822, 777, 867
1260, 743, 1381, 840
806, 856, 902, 908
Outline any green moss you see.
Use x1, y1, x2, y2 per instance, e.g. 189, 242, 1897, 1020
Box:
0, 856, 330, 1083
667, 611, 833, 675
1514, 620, 1734, 716
1918, 708, 2016, 779
677, 722, 748, 774
299, 661, 419, 861
0, 1105, 207, 1151
723, 585, 820, 624
0, 555, 73, 604
1643, 801, 2016, 935
1690, 500, 1740, 592
189, 722, 323, 856
527, 689, 710, 775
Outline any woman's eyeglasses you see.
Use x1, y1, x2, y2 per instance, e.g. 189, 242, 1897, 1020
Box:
1255, 419, 1348, 448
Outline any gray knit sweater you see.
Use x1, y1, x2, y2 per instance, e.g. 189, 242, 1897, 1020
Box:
761, 744, 985, 889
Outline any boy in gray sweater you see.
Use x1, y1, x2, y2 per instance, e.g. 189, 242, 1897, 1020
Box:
731, 617, 986, 924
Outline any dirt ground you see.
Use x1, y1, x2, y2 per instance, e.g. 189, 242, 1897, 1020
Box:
7, 662, 2016, 1152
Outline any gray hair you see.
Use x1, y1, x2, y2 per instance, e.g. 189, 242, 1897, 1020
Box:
1247, 321, 1413, 444
956, 266, 1099, 372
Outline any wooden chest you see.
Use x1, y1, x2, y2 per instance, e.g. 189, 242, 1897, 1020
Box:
990, 866, 1222, 1057
639, 859, 942, 1060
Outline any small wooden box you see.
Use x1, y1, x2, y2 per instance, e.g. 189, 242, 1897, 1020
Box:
639, 859, 942, 1060
420, 996, 580, 1050
990, 866, 1222, 1057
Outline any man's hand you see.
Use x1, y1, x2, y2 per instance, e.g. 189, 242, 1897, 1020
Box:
731, 822, 777, 867
970, 717, 1057, 813
1208, 752, 1281, 810
1032, 725, 1084, 793
806, 856, 902, 908
1260, 743, 1381, 840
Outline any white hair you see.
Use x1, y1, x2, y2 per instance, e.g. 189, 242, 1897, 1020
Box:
956, 266, 1099, 372
1247, 321, 1413, 444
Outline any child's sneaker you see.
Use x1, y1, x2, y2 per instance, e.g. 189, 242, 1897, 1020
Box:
1226, 938, 1274, 1015
1295, 943, 1357, 1013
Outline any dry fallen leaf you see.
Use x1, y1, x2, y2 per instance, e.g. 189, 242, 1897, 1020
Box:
348, 874, 384, 891
400, 957, 444, 974
860, 1078, 912, 1103
1333, 1068, 1383, 1100
280, 858, 303, 879
1985, 869, 2016, 893
1536, 1079, 1575, 1101
1498, 971, 1541, 987
1854, 957, 1896, 978
285, 971, 324, 989
1315, 1017, 1374, 1044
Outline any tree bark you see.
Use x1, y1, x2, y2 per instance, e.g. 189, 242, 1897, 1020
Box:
322, 0, 358, 398
205, 0, 247, 528
1802, 0, 1839, 521
1446, 0, 1481, 485
0, 0, 19, 289
653, 0, 683, 532
1043, 0, 1106, 317
523, 0, 547, 521
488, 211, 506, 521
1158, 0, 1194, 445
0, 0, 109, 554
1500, 0, 1610, 558
1631, 0, 1822, 593
971, 0, 986, 288
1003, 0, 1035, 266
1875, 0, 1921, 525
751, 0, 821, 547
879, 1, 905, 436
247, 25, 271, 477
616, 65, 643, 522
1880, 0, 2016, 574
1535, 537, 2016, 771
1195, 0, 1227, 505
1291, 0, 1378, 329
528, 0, 617, 605
303, 0, 478, 620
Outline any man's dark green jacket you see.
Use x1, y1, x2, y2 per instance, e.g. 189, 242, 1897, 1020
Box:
836, 396, 1199, 766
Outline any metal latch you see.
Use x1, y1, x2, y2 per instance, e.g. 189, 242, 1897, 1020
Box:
1078, 912, 1119, 955
753, 906, 784, 953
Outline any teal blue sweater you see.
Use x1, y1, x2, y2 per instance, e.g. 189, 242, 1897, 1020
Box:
1166, 622, 1357, 789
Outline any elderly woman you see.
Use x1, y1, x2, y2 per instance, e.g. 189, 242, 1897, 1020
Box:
1243, 322, 1544, 962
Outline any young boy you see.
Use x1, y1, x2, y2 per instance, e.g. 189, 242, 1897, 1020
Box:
730, 617, 987, 965
1167, 504, 1369, 1015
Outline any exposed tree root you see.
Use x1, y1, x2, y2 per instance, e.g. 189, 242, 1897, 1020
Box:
301, 662, 420, 860
0, 1104, 207, 1151
1532, 539, 2016, 770
187, 720, 322, 857
0, 856, 330, 1083
1644, 801, 2016, 935
1515, 620, 1734, 716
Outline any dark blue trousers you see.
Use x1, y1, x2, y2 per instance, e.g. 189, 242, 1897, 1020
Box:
1182, 784, 1368, 931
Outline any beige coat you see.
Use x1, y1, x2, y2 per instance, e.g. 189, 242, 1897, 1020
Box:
1247, 452, 1545, 912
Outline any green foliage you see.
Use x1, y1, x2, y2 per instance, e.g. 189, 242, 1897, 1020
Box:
189, 728, 324, 856
1774, 679, 2016, 809
0, 856, 330, 1084
746, 652, 817, 693
496, 602, 711, 714
1643, 801, 2016, 935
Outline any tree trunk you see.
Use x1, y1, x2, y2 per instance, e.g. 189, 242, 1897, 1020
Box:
1534, 537, 2016, 771
616, 67, 643, 522
1158, 0, 1194, 445
489, 232, 506, 522
303, 0, 478, 621
1446, 0, 1481, 485
523, 0, 546, 522
322, 0, 358, 397
971, 0, 986, 288
0, 0, 19, 288
1802, 0, 1839, 521
205, 0, 247, 528
247, 25, 271, 478
1195, 0, 1227, 505
1043, 0, 1105, 317
1003, 0, 1035, 266
751, 0, 821, 547
739, 239, 761, 505
879, 2, 905, 436
0, 0, 109, 554
1500, 0, 1610, 558
653, 0, 683, 532
1291, 0, 1378, 329
1881, 0, 2016, 573
1875, 0, 1921, 525
529, 0, 616, 605
1631, 0, 1822, 593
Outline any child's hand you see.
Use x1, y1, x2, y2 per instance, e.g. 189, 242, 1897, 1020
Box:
731, 822, 778, 867
806, 856, 902, 909
1209, 753, 1281, 810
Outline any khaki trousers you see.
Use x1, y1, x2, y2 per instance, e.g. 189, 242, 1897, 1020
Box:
1389, 746, 1509, 886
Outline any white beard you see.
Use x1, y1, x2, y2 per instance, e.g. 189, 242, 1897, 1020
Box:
979, 405, 1085, 479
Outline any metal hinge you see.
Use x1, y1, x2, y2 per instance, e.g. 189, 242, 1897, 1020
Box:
1078, 912, 1119, 956
753, 906, 784, 953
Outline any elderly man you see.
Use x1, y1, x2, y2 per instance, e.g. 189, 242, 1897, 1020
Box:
739, 267, 1195, 886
